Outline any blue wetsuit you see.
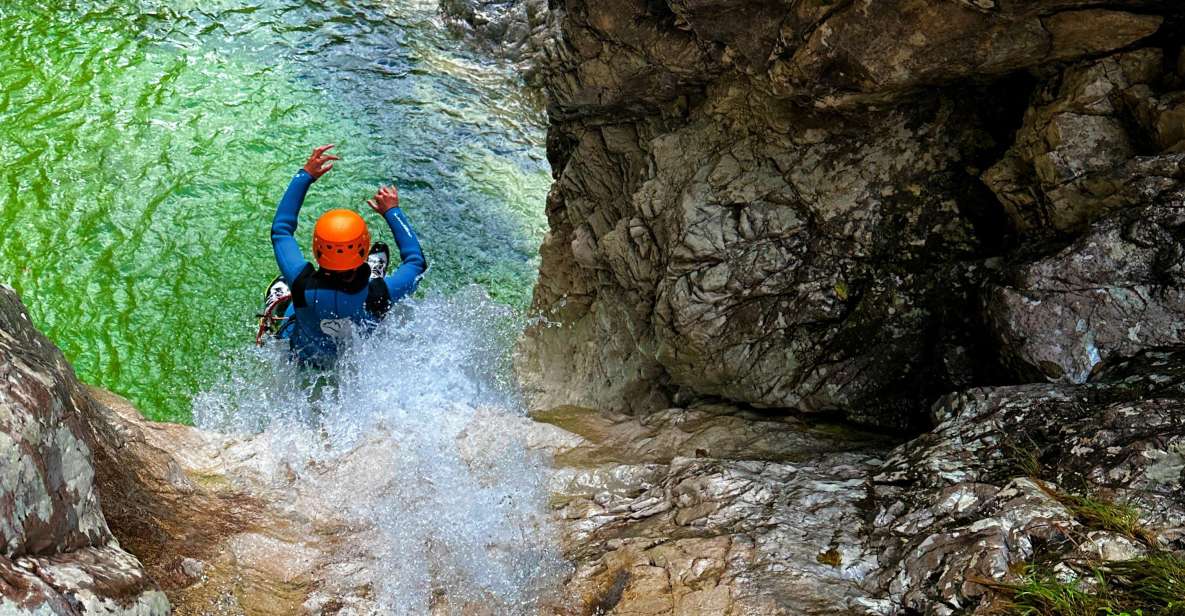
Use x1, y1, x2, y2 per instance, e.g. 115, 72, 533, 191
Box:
272, 169, 427, 365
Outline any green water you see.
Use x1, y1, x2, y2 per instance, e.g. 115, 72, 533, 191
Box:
0, 0, 550, 423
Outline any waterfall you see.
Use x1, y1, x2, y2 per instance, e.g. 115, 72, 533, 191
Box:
193, 287, 570, 613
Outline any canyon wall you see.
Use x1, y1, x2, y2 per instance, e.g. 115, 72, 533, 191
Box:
490, 1, 1185, 612
0, 285, 169, 614
513, 0, 1185, 429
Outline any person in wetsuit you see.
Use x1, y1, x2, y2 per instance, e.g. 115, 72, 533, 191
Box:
271, 144, 427, 366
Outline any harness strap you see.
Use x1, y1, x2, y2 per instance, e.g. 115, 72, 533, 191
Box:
256, 293, 292, 347
290, 263, 391, 320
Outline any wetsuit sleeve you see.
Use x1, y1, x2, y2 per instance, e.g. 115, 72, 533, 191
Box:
382, 207, 427, 300
271, 169, 316, 285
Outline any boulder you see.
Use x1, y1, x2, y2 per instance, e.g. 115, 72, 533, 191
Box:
0, 284, 169, 615
983, 49, 1185, 234
986, 202, 1185, 383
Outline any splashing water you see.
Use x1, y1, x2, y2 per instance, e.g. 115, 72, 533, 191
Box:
0, 0, 550, 422
195, 287, 570, 613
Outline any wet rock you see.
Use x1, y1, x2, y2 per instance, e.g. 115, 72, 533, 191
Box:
868, 356, 1185, 613
770, 3, 1164, 106
0, 285, 168, 615
535, 404, 894, 615
521, 0, 1184, 428
986, 203, 1185, 383
91, 387, 575, 615
983, 49, 1185, 234
519, 81, 1002, 428
87, 388, 392, 614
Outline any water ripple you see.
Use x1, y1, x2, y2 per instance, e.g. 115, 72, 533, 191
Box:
0, 0, 549, 421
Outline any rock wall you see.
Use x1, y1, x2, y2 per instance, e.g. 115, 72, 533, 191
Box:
0, 286, 393, 614
0, 285, 169, 615
506, 0, 1185, 613
517, 0, 1185, 429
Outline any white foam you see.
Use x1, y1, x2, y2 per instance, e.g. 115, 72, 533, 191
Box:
194, 287, 569, 614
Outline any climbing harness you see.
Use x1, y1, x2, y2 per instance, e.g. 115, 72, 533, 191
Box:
255, 291, 292, 347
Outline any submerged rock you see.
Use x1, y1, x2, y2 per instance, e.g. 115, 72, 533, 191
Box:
439, 0, 556, 73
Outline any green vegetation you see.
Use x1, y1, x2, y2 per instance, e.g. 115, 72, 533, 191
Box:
1053, 491, 1158, 547
1005, 555, 1185, 616
1001, 432, 1046, 479
995, 483, 1185, 616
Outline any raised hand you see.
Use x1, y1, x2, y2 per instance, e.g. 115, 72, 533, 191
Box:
367, 185, 400, 215
303, 144, 340, 180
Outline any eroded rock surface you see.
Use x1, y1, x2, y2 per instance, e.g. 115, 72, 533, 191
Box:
988, 203, 1185, 383
536, 405, 894, 615
0, 284, 169, 615
869, 352, 1185, 613
509, 0, 1185, 613
518, 0, 1183, 427
983, 49, 1185, 234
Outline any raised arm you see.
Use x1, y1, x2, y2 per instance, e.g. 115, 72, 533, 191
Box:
368, 185, 427, 301
271, 145, 339, 284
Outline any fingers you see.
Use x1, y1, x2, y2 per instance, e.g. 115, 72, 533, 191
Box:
322, 155, 341, 162
366, 199, 378, 211
312, 144, 336, 156
320, 162, 334, 173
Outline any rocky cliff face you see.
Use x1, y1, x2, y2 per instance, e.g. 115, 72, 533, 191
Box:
515, 0, 1185, 430
0, 285, 169, 614
504, 0, 1185, 613
4, 2, 1185, 614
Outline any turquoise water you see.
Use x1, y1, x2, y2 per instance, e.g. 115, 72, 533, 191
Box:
0, 0, 550, 422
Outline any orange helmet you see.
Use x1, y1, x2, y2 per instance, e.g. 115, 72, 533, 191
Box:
313, 210, 370, 272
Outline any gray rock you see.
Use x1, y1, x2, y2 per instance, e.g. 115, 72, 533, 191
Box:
0, 286, 167, 615
440, 0, 559, 81
983, 49, 1185, 234
987, 203, 1185, 383
518, 0, 1182, 428
770, 3, 1165, 106
536, 404, 892, 615
519, 75, 1000, 428
868, 355, 1185, 612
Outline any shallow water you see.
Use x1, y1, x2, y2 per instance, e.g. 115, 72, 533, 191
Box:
0, 0, 549, 422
